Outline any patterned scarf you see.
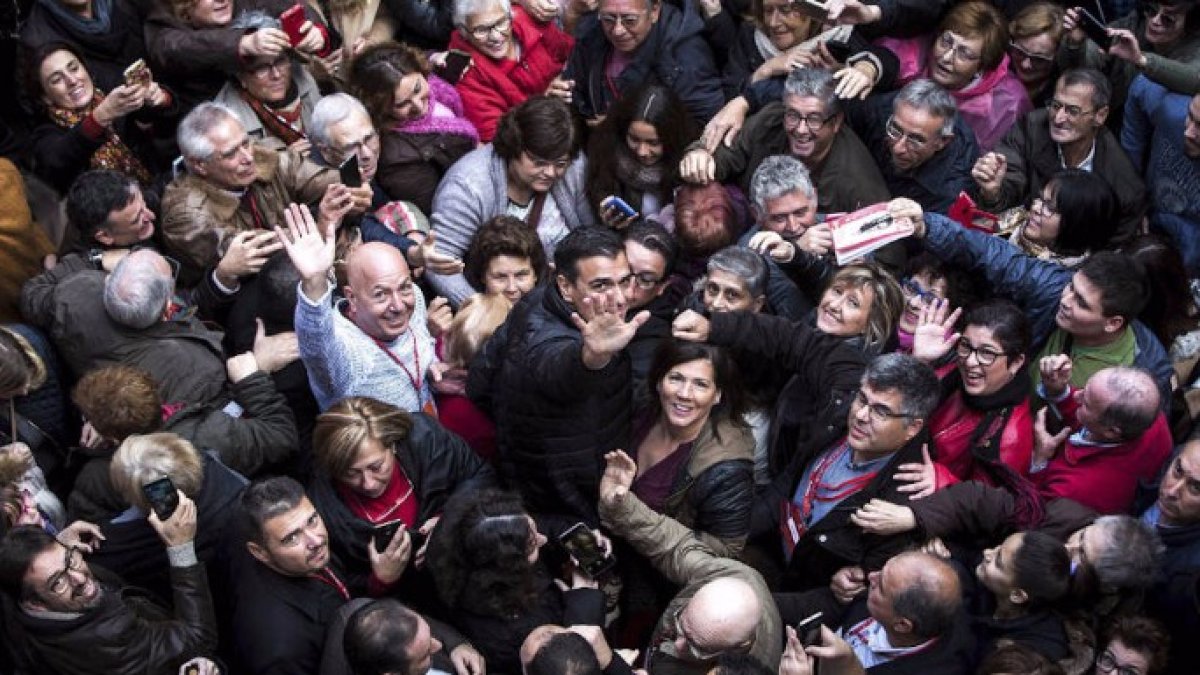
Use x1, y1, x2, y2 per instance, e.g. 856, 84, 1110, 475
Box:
50, 91, 150, 183
238, 84, 307, 147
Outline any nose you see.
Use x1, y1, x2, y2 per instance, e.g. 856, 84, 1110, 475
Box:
938, 47, 955, 64
854, 400, 872, 423
431, 637, 443, 654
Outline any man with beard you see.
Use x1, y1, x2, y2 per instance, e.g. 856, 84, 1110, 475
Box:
0, 493, 216, 675
972, 68, 1146, 246
679, 67, 890, 215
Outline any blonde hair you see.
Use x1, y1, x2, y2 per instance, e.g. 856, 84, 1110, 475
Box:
110, 433, 204, 512
0, 328, 46, 398
313, 397, 414, 479
826, 263, 904, 352
444, 294, 512, 368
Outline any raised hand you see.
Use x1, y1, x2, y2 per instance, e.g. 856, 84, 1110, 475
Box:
748, 230, 796, 263
888, 197, 926, 237
275, 202, 336, 301
701, 96, 750, 152
671, 309, 711, 342
971, 152, 1007, 201
599, 450, 637, 506
406, 231, 465, 276
571, 294, 650, 369
368, 526, 412, 585
911, 300, 962, 365
679, 149, 716, 185
832, 63, 876, 100
215, 229, 282, 286
1039, 354, 1073, 399
148, 490, 197, 548
796, 222, 834, 257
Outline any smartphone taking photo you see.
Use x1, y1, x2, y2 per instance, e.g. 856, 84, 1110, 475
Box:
142, 477, 179, 520
558, 522, 616, 577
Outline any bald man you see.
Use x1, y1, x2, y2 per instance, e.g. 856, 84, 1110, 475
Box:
279, 204, 444, 412
598, 451, 783, 674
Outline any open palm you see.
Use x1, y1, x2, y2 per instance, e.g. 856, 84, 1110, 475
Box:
275, 203, 335, 281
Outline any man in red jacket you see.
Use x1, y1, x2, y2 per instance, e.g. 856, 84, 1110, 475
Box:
1033, 356, 1172, 514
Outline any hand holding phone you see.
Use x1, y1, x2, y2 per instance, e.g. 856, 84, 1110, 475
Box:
142, 477, 179, 520
1077, 8, 1113, 50
437, 49, 473, 85
601, 195, 638, 218
339, 154, 363, 188
123, 59, 151, 88
558, 522, 616, 577
280, 4, 307, 47
1044, 404, 1067, 436
374, 521, 403, 553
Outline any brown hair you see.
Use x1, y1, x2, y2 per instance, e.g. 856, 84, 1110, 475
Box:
0, 328, 46, 399
1010, 2, 1066, 43
348, 41, 431, 129
110, 433, 204, 512
312, 397, 415, 479
940, 1, 1010, 72
463, 215, 548, 290
444, 294, 512, 367
492, 96, 581, 162
1102, 615, 1171, 675
73, 366, 164, 442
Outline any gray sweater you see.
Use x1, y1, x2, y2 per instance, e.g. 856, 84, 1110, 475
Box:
427, 144, 596, 306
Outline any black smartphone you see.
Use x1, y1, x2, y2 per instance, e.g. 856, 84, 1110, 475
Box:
141, 477, 179, 520
374, 521, 403, 553
1077, 7, 1112, 50
339, 153, 363, 188
558, 522, 616, 577
439, 49, 473, 85
824, 38, 853, 63
796, 611, 824, 645
408, 527, 427, 552
1045, 404, 1067, 436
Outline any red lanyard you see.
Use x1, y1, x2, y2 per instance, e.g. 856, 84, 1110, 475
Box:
312, 567, 350, 600
373, 333, 437, 417
781, 443, 879, 555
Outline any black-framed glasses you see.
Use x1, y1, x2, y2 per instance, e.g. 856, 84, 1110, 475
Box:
884, 116, 930, 150
1048, 99, 1095, 121
1030, 195, 1058, 217
783, 109, 834, 131
1008, 40, 1055, 66
955, 337, 1008, 366
246, 54, 290, 78
632, 271, 663, 289
467, 14, 512, 40
851, 389, 914, 424
1095, 650, 1143, 675
46, 546, 86, 595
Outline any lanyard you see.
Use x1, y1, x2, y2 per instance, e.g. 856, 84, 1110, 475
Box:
372, 333, 437, 417
781, 443, 878, 555
312, 567, 350, 600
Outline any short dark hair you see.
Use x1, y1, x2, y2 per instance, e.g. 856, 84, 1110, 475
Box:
977, 643, 1065, 675
1012, 531, 1071, 607
526, 632, 603, 675
257, 253, 301, 331
1058, 68, 1111, 109
0, 526, 57, 602
344, 599, 422, 675
623, 219, 678, 278
892, 574, 960, 641
493, 96, 582, 162
239, 476, 306, 546
1044, 169, 1118, 256
863, 353, 941, 419
463, 215, 548, 290
1077, 252, 1149, 322
65, 170, 138, 240
962, 299, 1030, 356
1103, 614, 1171, 675
553, 227, 624, 283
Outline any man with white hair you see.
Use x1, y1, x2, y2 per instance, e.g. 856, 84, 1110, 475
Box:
160, 101, 343, 284
597, 450, 783, 674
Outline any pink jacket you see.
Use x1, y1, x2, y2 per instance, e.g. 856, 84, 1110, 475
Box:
877, 35, 1032, 151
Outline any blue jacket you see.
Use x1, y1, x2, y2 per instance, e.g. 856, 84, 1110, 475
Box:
922, 212, 1174, 406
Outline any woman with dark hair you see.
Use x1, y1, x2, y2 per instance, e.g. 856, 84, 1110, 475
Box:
427, 96, 594, 307
906, 299, 1037, 507
894, 252, 978, 354
425, 487, 604, 674
1124, 234, 1200, 357
1094, 614, 1171, 675
585, 84, 698, 226
1007, 169, 1118, 265
462, 215, 548, 302
26, 41, 179, 192
348, 41, 478, 215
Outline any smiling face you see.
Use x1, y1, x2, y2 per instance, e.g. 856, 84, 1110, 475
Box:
957, 325, 1024, 396
1024, 183, 1062, 246
390, 72, 431, 125
817, 282, 874, 338
898, 271, 948, 334
248, 497, 331, 577
463, 7, 514, 60
1047, 81, 1106, 147
344, 244, 417, 342
658, 358, 720, 432
760, 0, 808, 50
190, 0, 233, 26
782, 94, 841, 165
484, 254, 536, 302
21, 543, 104, 614
97, 186, 156, 247
39, 49, 95, 112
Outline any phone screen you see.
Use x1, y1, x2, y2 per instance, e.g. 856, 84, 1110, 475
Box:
558, 523, 615, 576
142, 477, 179, 520
339, 154, 363, 188
375, 521, 402, 553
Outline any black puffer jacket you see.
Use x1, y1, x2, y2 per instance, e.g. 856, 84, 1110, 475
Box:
468, 285, 632, 527
309, 413, 496, 579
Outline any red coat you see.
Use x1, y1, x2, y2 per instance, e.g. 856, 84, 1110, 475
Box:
928, 389, 1034, 489
1034, 389, 1173, 514
450, 6, 573, 141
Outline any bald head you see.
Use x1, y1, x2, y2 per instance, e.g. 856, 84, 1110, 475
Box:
873, 551, 961, 641
104, 249, 174, 329
1094, 367, 1160, 440
682, 577, 761, 656
343, 242, 417, 342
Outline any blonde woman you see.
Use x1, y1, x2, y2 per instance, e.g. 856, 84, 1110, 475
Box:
435, 293, 512, 460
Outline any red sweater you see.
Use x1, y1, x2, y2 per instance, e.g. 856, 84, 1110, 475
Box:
450, 6, 573, 141
1034, 389, 1173, 514
928, 389, 1034, 489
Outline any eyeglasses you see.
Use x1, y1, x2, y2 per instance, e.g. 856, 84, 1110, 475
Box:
598, 11, 648, 30
46, 546, 86, 595
762, 1, 802, 19
783, 109, 834, 131
851, 389, 914, 424
935, 32, 981, 63
524, 153, 571, 172
1008, 40, 1055, 67
633, 271, 663, 289
331, 130, 379, 163
884, 116, 931, 150
666, 606, 725, 660
1048, 99, 1096, 121
1096, 650, 1143, 675
1140, 2, 1182, 27
901, 278, 941, 306
467, 14, 512, 40
1030, 195, 1058, 217
247, 55, 290, 78
955, 337, 1008, 366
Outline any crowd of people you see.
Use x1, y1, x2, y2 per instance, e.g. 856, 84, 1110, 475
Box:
0, 0, 1198, 673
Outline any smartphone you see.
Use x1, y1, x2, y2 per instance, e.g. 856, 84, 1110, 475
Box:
824, 38, 853, 63
339, 153, 363, 188
123, 58, 150, 87
601, 195, 638, 218
558, 522, 616, 577
374, 521, 403, 553
407, 526, 427, 552
795, 611, 823, 646
280, 4, 307, 47
439, 49, 473, 85
1045, 404, 1067, 436
1077, 8, 1112, 50
141, 477, 179, 520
